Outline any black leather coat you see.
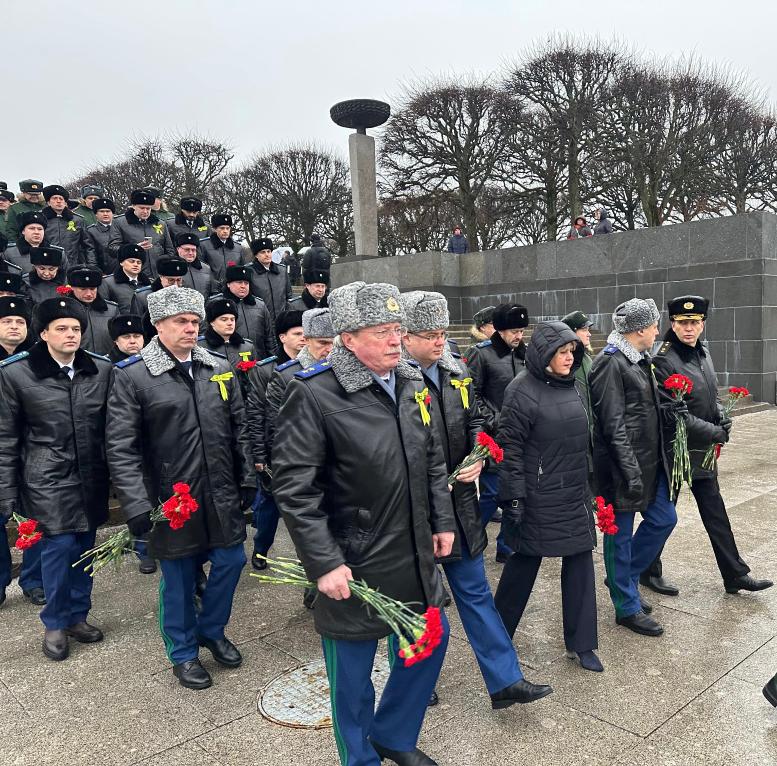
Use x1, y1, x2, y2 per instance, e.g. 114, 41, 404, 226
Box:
166, 214, 211, 246
87, 221, 117, 274
107, 210, 175, 279
98, 267, 151, 315
245, 260, 292, 323
245, 355, 281, 466
24, 269, 66, 305
0, 343, 111, 533
272, 347, 455, 641
78, 294, 120, 356
181, 258, 216, 300
199, 234, 241, 284
42, 207, 96, 268
207, 292, 276, 358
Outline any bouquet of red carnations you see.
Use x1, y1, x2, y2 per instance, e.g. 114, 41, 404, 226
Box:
664, 374, 694, 493
447, 432, 504, 485
13, 514, 43, 550
594, 496, 618, 535
702, 386, 750, 469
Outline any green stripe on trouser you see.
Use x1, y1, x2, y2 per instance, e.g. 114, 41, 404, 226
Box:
322, 637, 349, 766
158, 576, 175, 663
603, 534, 626, 616
387, 633, 397, 671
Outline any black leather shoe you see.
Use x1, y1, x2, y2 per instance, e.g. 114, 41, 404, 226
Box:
763, 673, 777, 707
173, 659, 212, 690
370, 740, 437, 765
42, 629, 69, 661
640, 596, 653, 614
639, 574, 679, 596
197, 635, 242, 667
495, 550, 511, 564
427, 690, 439, 707
490, 679, 553, 709
491, 508, 503, 523
251, 552, 268, 571
66, 621, 104, 643
725, 575, 774, 594
138, 556, 157, 574
23, 587, 46, 606
616, 610, 664, 636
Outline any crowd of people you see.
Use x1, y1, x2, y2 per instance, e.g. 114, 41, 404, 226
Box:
0, 178, 775, 766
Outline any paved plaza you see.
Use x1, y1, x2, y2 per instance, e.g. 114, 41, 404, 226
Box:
3, 410, 777, 765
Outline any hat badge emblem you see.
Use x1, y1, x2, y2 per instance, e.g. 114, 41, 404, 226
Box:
59, 301, 66, 307
9, 303, 15, 308
683, 301, 694, 310
386, 297, 400, 312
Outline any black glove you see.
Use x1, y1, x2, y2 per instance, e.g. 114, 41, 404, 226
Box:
624, 479, 644, 501
671, 399, 689, 420
720, 416, 733, 434
240, 486, 256, 511
711, 425, 730, 444
127, 512, 153, 539
502, 499, 524, 550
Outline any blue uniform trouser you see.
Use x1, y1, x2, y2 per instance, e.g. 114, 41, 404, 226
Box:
604, 471, 677, 618
322, 611, 450, 766
442, 544, 523, 694
252, 489, 280, 556
158, 542, 246, 665
478, 469, 511, 557
39, 531, 96, 630
0, 521, 43, 592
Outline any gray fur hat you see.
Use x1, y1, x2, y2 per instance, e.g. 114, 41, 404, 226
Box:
612, 297, 660, 334
147, 286, 205, 325
302, 308, 335, 339
328, 281, 405, 334
400, 291, 450, 332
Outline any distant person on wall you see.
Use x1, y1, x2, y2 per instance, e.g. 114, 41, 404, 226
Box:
567, 217, 593, 239
447, 225, 469, 254
593, 206, 613, 236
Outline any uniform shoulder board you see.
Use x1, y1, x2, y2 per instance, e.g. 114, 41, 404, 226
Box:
197, 334, 205, 341
258, 355, 277, 367
0, 351, 29, 368
87, 223, 97, 230
199, 236, 210, 243
85, 351, 111, 362
656, 341, 672, 356
105, 299, 118, 307
294, 360, 331, 379
209, 350, 227, 359
475, 339, 492, 348
277, 358, 301, 372
450, 350, 461, 359
73, 212, 85, 221
405, 358, 420, 368
135, 286, 152, 294
603, 344, 619, 355
114, 354, 142, 368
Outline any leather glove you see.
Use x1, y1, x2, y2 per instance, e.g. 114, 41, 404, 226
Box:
624, 479, 644, 501
720, 417, 733, 434
127, 512, 153, 539
711, 425, 730, 444
502, 499, 524, 551
671, 399, 689, 420
240, 486, 257, 511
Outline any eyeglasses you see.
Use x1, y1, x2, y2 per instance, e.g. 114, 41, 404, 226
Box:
365, 327, 404, 340
408, 331, 448, 342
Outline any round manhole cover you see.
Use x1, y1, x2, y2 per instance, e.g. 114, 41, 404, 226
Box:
259, 657, 390, 729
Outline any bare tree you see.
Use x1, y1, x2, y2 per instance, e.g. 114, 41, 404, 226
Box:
209, 158, 271, 242
167, 134, 234, 201
378, 190, 459, 255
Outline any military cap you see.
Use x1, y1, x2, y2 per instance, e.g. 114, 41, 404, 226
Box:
0, 295, 29, 322
328, 281, 405, 334
275, 309, 304, 335
302, 308, 335, 339
175, 232, 200, 248
34, 296, 87, 333
148, 286, 204, 325
612, 298, 660, 334
80, 184, 104, 198
42, 184, 69, 201
117, 243, 146, 264
19, 179, 43, 193
143, 186, 162, 199
180, 197, 202, 212
19, 211, 47, 230
206, 297, 239, 322
668, 295, 708, 321
67, 267, 102, 288
225, 264, 250, 283
130, 189, 155, 206
493, 303, 529, 331
91, 197, 115, 213
0, 272, 23, 294
250, 237, 274, 254
562, 310, 595, 332
472, 305, 495, 327
30, 246, 63, 267
303, 268, 330, 286
108, 313, 143, 340
0, 189, 14, 202
211, 213, 233, 228
156, 257, 189, 277
400, 291, 449, 333
0, 182, 6, 191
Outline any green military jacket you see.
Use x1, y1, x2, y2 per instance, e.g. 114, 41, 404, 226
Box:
73, 204, 97, 227
5, 199, 44, 241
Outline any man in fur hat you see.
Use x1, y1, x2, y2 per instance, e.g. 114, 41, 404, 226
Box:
68, 266, 120, 356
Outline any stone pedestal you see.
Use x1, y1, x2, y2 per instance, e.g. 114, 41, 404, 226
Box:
348, 132, 379, 259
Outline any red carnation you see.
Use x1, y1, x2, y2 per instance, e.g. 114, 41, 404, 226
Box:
17, 520, 37, 536
236, 360, 257, 372
664, 373, 693, 395
172, 482, 190, 495
594, 495, 618, 535
15, 531, 42, 550
227, 260, 237, 267
56, 285, 73, 296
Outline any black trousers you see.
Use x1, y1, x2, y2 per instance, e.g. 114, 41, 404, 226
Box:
494, 549, 598, 653
645, 476, 749, 583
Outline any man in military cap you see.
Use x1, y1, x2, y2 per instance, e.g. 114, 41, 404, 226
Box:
0, 295, 112, 659
400, 290, 552, 711
107, 314, 144, 363
135, 257, 190, 338
5, 180, 45, 241
25, 246, 67, 304
107, 287, 255, 689
67, 266, 120, 356
5, 210, 49, 274
73, 185, 105, 227
199, 214, 241, 284
0, 188, 15, 240
288, 266, 329, 311
246, 237, 292, 325
144, 187, 174, 222
272, 282, 455, 766
465, 305, 495, 359
167, 197, 211, 244
467, 302, 530, 562
175, 232, 215, 299
108, 189, 175, 280
98, 243, 151, 315
41, 185, 95, 268
562, 310, 596, 423
86, 198, 117, 274
198, 297, 256, 369
209, 264, 275, 358
590, 298, 677, 637
644, 296, 773, 597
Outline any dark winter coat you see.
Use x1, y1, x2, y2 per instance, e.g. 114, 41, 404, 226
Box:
272, 345, 455, 640
594, 211, 613, 236
181, 258, 215, 300
197, 327, 256, 399
589, 334, 672, 514
466, 332, 526, 434
207, 291, 276, 358
106, 337, 255, 560
24, 269, 67, 305
301, 245, 333, 272
87, 221, 117, 274
446, 233, 469, 254
76, 294, 120, 357
98, 267, 151, 315
199, 234, 241, 284
166, 214, 211, 245
497, 322, 594, 557
245, 260, 293, 324
245, 354, 281, 466
107, 210, 175, 279
0, 343, 111, 533
287, 288, 328, 311
0, 335, 35, 361
42, 207, 96, 268
5, 237, 65, 276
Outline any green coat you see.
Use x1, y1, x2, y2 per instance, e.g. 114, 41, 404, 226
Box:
0, 210, 7, 241
5, 200, 44, 241
73, 204, 97, 226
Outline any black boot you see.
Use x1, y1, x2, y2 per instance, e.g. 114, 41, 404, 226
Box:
763, 673, 777, 707
66, 621, 104, 643
173, 659, 212, 690
616, 610, 663, 636
138, 556, 157, 574
490, 679, 553, 709
725, 575, 774, 594
370, 740, 437, 765
23, 587, 47, 606
42, 629, 69, 661
639, 574, 679, 596
427, 690, 439, 707
197, 635, 242, 667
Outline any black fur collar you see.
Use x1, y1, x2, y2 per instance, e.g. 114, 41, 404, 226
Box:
0, 334, 34, 360
490, 331, 526, 360
663, 328, 706, 360
299, 288, 328, 309
208, 232, 236, 250
125, 208, 161, 227
251, 260, 279, 276
27, 341, 98, 380
186, 258, 202, 271
15, 237, 51, 255
43, 206, 74, 222
175, 213, 206, 228
113, 267, 150, 286
28, 269, 64, 287
76, 292, 109, 313
227, 290, 255, 306
205, 325, 245, 348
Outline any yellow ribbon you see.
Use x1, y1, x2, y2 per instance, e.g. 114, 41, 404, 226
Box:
238, 351, 252, 362
414, 387, 431, 427
450, 377, 472, 409
66, 220, 77, 232
210, 371, 234, 401
152, 223, 163, 235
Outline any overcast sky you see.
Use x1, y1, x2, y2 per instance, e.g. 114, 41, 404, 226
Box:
4, 0, 777, 193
